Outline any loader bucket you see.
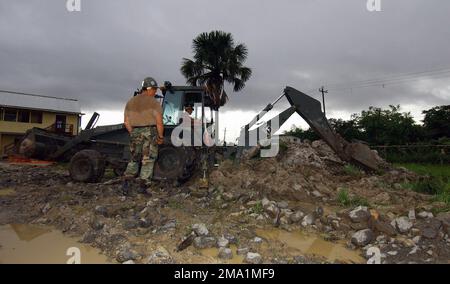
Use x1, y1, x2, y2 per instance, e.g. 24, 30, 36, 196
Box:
284, 86, 383, 171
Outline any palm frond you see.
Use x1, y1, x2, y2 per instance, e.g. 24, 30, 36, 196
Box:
181, 31, 252, 108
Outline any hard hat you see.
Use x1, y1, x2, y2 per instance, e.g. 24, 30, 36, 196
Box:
142, 77, 158, 89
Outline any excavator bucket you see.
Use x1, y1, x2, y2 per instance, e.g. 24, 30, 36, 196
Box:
284, 86, 383, 171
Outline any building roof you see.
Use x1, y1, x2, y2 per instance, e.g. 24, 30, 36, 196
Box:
0, 90, 81, 114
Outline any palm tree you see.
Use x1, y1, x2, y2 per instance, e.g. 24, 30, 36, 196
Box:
180, 31, 252, 110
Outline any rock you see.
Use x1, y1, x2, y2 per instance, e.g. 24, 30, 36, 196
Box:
222, 192, 236, 202
116, 248, 139, 263
123, 218, 139, 230
244, 252, 262, 264
224, 233, 238, 245
256, 215, 265, 221
122, 260, 135, 264
147, 246, 173, 264
396, 237, 415, 248
241, 145, 261, 160
373, 192, 391, 204
277, 201, 289, 209
422, 227, 438, 239
193, 237, 216, 249
95, 205, 108, 217
351, 229, 374, 247
253, 237, 263, 244
408, 209, 416, 220
138, 217, 152, 228
264, 203, 280, 218
301, 213, 315, 227
349, 206, 370, 223
217, 236, 230, 248
218, 248, 233, 260
420, 220, 442, 239
290, 211, 305, 223
190, 187, 208, 198
315, 206, 324, 217
387, 251, 398, 256
350, 222, 368, 231
280, 216, 291, 225
192, 223, 209, 236
90, 219, 105, 231
331, 220, 340, 230
237, 247, 249, 255
412, 236, 421, 244
417, 211, 434, 219
436, 213, 450, 235
411, 228, 421, 236
372, 220, 397, 237
392, 217, 413, 234
261, 198, 271, 208
41, 203, 51, 214
160, 220, 176, 231
376, 235, 386, 243
311, 190, 323, 198
408, 246, 419, 255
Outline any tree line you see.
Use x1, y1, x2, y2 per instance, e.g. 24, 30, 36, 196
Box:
286, 105, 450, 146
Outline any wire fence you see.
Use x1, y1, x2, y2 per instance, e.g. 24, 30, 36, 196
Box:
370, 145, 450, 165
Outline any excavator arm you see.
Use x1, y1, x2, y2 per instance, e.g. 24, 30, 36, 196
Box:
239, 86, 384, 171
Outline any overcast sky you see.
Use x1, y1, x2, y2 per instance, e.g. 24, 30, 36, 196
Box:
1, 0, 449, 140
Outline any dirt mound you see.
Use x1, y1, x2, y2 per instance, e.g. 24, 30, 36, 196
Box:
210, 140, 420, 208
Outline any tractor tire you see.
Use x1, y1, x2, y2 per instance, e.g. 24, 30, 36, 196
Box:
69, 150, 106, 183
153, 146, 198, 181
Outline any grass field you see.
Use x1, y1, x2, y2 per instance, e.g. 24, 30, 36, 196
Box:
395, 163, 450, 211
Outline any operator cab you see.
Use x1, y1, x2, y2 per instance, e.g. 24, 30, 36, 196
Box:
160, 86, 216, 144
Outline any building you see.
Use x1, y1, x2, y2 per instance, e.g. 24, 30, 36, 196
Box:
0, 90, 82, 156
279, 134, 302, 144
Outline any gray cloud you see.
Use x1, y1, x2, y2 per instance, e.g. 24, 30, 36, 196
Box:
1, 0, 449, 121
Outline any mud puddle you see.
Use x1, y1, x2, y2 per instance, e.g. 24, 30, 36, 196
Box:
256, 228, 365, 263
0, 188, 16, 197
0, 224, 109, 264
200, 245, 245, 264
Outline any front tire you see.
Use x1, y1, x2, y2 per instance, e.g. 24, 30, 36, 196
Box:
69, 150, 106, 183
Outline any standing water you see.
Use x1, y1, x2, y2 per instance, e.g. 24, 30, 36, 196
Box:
0, 224, 109, 264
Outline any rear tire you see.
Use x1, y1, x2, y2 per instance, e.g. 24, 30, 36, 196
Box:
69, 150, 106, 183
153, 146, 198, 181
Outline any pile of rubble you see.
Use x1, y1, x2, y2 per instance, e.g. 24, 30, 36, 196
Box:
0, 140, 449, 264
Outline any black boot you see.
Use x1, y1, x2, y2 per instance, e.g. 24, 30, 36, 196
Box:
138, 179, 152, 196
121, 180, 130, 196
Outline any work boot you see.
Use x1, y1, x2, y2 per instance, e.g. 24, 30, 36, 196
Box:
121, 180, 130, 196
137, 179, 152, 196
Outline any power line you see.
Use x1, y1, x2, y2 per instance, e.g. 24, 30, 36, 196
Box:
0, 89, 78, 101
329, 72, 450, 92
324, 66, 450, 89
306, 66, 450, 94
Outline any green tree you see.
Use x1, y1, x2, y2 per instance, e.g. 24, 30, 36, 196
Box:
354, 105, 423, 145
181, 31, 252, 110
284, 126, 320, 141
422, 105, 450, 139
328, 118, 363, 141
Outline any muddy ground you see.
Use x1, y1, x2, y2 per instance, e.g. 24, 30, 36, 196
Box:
0, 140, 449, 264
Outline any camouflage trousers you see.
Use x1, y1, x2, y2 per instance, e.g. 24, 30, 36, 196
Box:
124, 126, 158, 181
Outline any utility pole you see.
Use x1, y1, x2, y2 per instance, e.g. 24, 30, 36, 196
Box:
319, 86, 328, 117
223, 128, 227, 146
